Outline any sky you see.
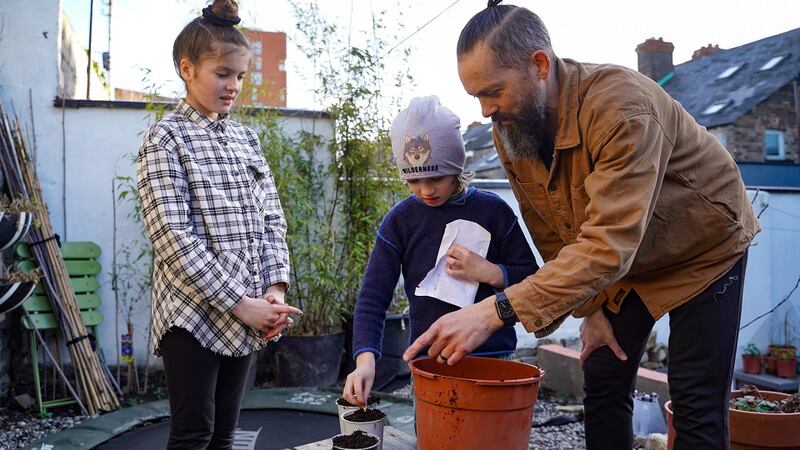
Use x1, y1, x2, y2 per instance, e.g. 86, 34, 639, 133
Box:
63, 0, 800, 127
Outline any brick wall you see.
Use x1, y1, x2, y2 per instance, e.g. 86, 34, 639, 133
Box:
717, 82, 800, 163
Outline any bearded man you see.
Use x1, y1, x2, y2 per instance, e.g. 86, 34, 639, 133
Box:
403, 2, 760, 449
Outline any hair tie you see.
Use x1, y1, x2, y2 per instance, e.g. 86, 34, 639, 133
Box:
201, 6, 241, 27
487, 0, 503, 6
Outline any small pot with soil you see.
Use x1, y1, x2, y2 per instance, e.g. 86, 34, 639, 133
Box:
341, 408, 386, 450
336, 395, 380, 433
331, 430, 380, 450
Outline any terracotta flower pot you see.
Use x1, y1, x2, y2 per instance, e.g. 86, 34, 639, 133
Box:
741, 355, 761, 374
409, 356, 544, 450
776, 358, 797, 379
665, 391, 800, 449
764, 355, 778, 375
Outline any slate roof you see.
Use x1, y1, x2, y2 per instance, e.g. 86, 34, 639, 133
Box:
661, 27, 800, 128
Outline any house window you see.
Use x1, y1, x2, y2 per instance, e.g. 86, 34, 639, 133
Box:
702, 101, 729, 115
255, 59, 263, 71
759, 55, 785, 71
279, 60, 286, 72
251, 72, 263, 86
716, 65, 742, 79
764, 130, 785, 160
252, 41, 262, 56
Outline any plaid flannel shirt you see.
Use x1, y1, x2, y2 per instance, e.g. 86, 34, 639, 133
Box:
137, 100, 290, 357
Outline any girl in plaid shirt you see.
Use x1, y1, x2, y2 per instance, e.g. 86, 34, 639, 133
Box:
136, 1, 301, 448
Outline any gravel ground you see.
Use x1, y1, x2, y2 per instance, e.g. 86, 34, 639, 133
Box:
529, 396, 586, 450
0, 404, 86, 450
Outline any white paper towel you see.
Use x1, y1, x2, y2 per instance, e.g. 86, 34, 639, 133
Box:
415, 219, 491, 308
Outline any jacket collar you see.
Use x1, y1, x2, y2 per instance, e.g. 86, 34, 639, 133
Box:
553, 58, 582, 151
177, 99, 229, 133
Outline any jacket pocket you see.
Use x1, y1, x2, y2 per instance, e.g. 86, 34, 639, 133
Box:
632, 170, 740, 272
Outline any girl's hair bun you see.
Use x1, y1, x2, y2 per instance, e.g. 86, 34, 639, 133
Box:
211, 0, 239, 21
201, 0, 241, 28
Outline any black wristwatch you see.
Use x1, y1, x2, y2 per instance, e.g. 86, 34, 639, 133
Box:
494, 291, 518, 327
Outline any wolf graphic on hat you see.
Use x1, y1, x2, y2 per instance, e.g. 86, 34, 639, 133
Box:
403, 134, 432, 167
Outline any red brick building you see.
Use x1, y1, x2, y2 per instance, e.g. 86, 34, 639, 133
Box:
242, 29, 287, 107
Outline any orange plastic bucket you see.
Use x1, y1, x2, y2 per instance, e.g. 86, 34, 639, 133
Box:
409, 356, 544, 450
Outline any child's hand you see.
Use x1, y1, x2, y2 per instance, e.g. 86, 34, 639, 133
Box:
343, 352, 376, 408
446, 244, 504, 288
232, 295, 302, 334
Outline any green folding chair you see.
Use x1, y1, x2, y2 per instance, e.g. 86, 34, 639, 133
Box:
17, 241, 103, 417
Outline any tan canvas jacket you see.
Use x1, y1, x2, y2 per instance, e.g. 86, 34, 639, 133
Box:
499, 58, 760, 337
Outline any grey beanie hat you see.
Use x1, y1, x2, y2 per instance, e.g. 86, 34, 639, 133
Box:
391, 96, 465, 180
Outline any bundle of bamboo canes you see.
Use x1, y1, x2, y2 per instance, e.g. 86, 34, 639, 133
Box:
0, 102, 120, 415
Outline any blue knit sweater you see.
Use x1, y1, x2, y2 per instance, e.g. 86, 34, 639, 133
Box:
352, 188, 538, 360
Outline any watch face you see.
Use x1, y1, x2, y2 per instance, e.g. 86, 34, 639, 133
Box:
498, 300, 514, 318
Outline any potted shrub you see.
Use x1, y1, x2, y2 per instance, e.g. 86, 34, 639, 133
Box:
245, 3, 407, 387
741, 343, 762, 374
665, 385, 800, 449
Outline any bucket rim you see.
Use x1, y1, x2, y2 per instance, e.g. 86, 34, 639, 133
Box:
408, 355, 544, 385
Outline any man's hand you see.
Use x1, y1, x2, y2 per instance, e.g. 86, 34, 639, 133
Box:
402, 296, 503, 365
343, 352, 376, 408
445, 244, 504, 288
579, 307, 627, 368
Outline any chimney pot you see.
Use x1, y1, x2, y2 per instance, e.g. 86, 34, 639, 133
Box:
636, 37, 675, 82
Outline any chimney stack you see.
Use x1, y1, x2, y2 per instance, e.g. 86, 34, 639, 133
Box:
692, 44, 722, 60
636, 37, 674, 82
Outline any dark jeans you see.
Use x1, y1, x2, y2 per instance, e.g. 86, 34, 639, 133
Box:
161, 327, 254, 450
583, 254, 746, 450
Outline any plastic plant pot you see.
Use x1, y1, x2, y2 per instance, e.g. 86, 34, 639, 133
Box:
409, 356, 544, 450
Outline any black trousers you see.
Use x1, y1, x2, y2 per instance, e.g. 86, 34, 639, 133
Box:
161, 327, 254, 450
583, 254, 746, 450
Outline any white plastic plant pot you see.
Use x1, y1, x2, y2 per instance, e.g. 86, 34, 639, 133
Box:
335, 396, 381, 434
336, 399, 360, 434
340, 410, 385, 450
331, 430, 381, 450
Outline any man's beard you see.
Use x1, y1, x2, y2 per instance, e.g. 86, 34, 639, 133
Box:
493, 85, 549, 161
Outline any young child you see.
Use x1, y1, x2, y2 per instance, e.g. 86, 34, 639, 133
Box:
343, 96, 537, 405
136, 1, 301, 447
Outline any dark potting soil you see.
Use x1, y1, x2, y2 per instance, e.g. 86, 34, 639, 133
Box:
332, 430, 378, 449
336, 395, 380, 407
343, 408, 386, 422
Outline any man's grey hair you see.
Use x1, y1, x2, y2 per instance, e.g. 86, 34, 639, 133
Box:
456, 4, 555, 70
